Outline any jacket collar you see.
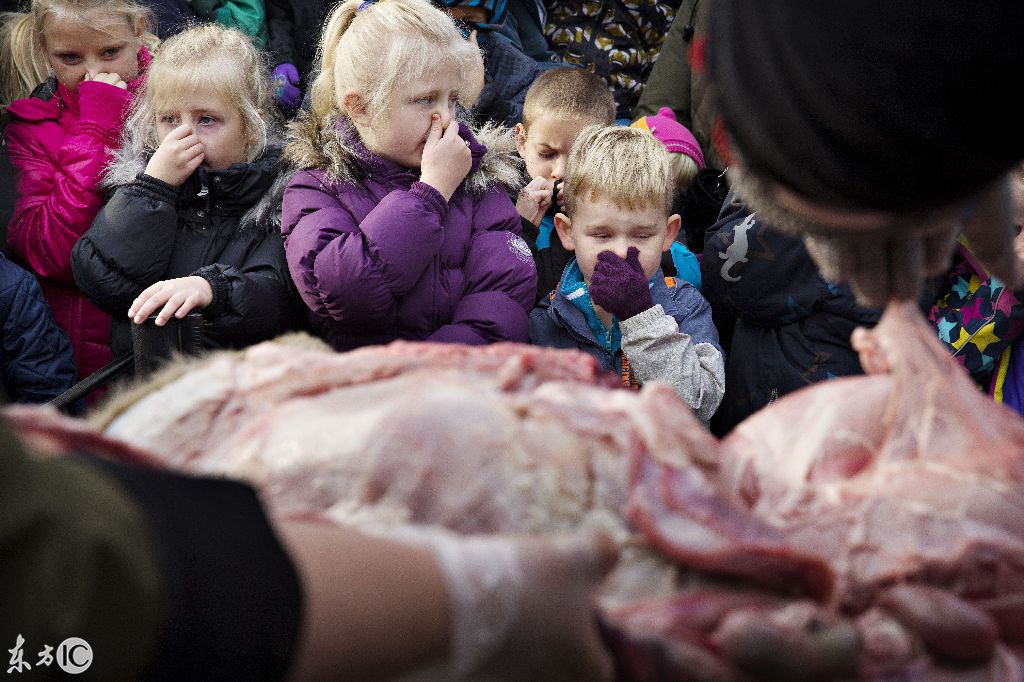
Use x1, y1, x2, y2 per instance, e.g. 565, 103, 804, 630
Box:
546, 260, 670, 351
549, 260, 621, 352
178, 146, 284, 217
6, 46, 151, 121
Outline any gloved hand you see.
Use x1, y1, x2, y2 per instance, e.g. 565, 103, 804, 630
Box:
589, 247, 655, 320
420, 529, 617, 679
272, 63, 301, 110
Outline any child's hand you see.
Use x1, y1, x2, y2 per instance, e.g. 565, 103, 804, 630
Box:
129, 276, 213, 326
516, 176, 552, 226
420, 114, 472, 201
145, 124, 205, 187
589, 247, 654, 321
554, 179, 567, 213
85, 72, 127, 89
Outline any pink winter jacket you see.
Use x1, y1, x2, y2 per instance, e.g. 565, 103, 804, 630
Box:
5, 48, 150, 380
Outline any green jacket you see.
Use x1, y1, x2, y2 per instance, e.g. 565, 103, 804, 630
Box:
0, 420, 162, 680
634, 0, 728, 170
190, 0, 269, 47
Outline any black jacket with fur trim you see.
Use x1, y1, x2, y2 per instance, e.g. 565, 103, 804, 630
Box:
72, 146, 304, 359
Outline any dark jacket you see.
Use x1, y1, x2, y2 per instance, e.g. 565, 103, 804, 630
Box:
0, 418, 301, 681
72, 147, 303, 359
701, 204, 881, 434
634, 0, 730, 170
475, 31, 543, 126
544, 0, 682, 120
0, 254, 78, 404
521, 213, 572, 305
506, 0, 563, 66
282, 117, 536, 351
265, 0, 329, 83
138, 0, 199, 38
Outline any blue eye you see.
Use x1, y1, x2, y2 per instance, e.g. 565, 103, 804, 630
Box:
160, 115, 178, 125
198, 115, 216, 125
102, 47, 122, 59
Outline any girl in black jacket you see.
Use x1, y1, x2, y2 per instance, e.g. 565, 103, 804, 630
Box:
72, 24, 302, 360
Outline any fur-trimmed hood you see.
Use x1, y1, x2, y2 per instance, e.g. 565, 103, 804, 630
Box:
103, 134, 289, 236
285, 112, 524, 195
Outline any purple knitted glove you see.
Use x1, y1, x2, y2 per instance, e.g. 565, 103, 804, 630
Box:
272, 63, 301, 110
588, 247, 654, 320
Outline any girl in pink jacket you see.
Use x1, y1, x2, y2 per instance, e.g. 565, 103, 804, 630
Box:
3, 0, 152, 380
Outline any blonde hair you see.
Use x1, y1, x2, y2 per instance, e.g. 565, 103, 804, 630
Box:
124, 23, 275, 163
563, 125, 675, 217
289, 0, 482, 169
33, 0, 152, 50
670, 153, 700, 194
521, 67, 616, 130
0, 12, 48, 108
0, 0, 155, 109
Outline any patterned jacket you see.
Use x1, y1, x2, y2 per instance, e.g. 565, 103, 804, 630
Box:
928, 236, 1024, 393
544, 0, 682, 119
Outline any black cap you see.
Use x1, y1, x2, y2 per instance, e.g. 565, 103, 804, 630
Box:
709, 1, 1024, 213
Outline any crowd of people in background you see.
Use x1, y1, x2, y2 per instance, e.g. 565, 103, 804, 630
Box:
2, 0, 1024, 677
3, 0, 1021, 430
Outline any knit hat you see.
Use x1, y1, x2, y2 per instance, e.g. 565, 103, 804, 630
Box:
630, 107, 705, 170
708, 1, 1024, 214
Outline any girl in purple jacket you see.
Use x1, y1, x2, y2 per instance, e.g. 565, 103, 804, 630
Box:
282, 0, 537, 351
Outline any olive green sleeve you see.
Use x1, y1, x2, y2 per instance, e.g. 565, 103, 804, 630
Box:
0, 421, 163, 681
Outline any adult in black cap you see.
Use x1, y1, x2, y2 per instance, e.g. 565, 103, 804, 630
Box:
707, 1, 1024, 307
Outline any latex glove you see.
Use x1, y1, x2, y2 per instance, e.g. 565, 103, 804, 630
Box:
273, 63, 301, 110
420, 530, 617, 680
589, 247, 654, 320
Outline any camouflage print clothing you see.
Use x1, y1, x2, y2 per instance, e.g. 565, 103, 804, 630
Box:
544, 0, 682, 120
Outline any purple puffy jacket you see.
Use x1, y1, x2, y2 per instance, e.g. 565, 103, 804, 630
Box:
282, 118, 536, 350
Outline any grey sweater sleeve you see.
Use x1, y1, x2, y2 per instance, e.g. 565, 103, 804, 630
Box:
619, 304, 725, 426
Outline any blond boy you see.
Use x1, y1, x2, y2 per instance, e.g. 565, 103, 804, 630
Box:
529, 125, 725, 425
514, 67, 616, 302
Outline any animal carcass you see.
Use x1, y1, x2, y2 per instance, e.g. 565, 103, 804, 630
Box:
5, 341, 693, 605
604, 302, 1024, 679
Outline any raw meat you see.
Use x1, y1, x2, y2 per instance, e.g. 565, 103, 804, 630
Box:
607, 302, 1024, 679
4, 340, 693, 605
8, 302, 1024, 679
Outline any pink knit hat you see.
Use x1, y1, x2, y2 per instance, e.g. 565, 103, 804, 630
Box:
630, 107, 706, 170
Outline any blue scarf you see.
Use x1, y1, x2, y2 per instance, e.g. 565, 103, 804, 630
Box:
560, 260, 622, 352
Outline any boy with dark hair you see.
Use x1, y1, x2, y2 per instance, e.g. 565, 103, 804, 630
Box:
514, 67, 616, 302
